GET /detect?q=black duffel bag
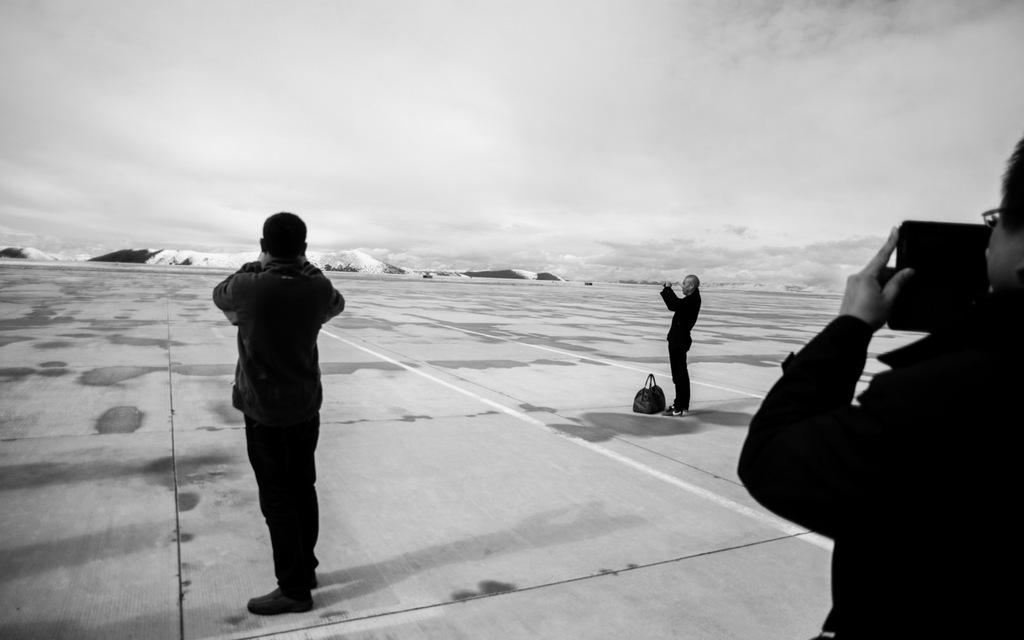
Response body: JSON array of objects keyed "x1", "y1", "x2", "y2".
[{"x1": 632, "y1": 374, "x2": 666, "y2": 414}]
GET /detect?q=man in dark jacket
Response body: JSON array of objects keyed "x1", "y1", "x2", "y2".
[
  {"x1": 660, "y1": 275, "x2": 701, "y2": 415},
  {"x1": 213, "y1": 212, "x2": 345, "y2": 616},
  {"x1": 738, "y1": 135, "x2": 1024, "y2": 638}
]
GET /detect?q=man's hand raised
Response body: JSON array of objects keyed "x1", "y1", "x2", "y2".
[
  {"x1": 239, "y1": 261, "x2": 263, "y2": 274},
  {"x1": 838, "y1": 227, "x2": 914, "y2": 331}
]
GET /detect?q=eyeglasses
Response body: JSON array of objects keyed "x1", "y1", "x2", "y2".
[{"x1": 982, "y1": 209, "x2": 1001, "y2": 228}]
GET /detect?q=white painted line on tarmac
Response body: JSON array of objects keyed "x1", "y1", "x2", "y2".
[
  {"x1": 431, "y1": 322, "x2": 766, "y2": 400},
  {"x1": 320, "y1": 330, "x2": 555, "y2": 424},
  {"x1": 320, "y1": 329, "x2": 831, "y2": 552}
]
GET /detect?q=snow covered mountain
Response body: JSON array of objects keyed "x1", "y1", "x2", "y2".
[
  {"x1": 89, "y1": 248, "x2": 410, "y2": 273},
  {"x1": 310, "y1": 251, "x2": 408, "y2": 274},
  {"x1": 0, "y1": 246, "x2": 79, "y2": 261},
  {"x1": 461, "y1": 268, "x2": 565, "y2": 281},
  {"x1": 85, "y1": 248, "x2": 566, "y2": 281}
]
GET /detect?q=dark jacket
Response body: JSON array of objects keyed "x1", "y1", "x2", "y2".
[
  {"x1": 212, "y1": 257, "x2": 345, "y2": 426},
  {"x1": 660, "y1": 286, "x2": 701, "y2": 351},
  {"x1": 738, "y1": 292, "x2": 1023, "y2": 638}
]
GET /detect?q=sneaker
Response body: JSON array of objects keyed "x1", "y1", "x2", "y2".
[
  {"x1": 665, "y1": 406, "x2": 688, "y2": 417},
  {"x1": 247, "y1": 588, "x2": 313, "y2": 615}
]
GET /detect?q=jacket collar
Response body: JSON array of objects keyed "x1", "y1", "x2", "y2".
[
  {"x1": 879, "y1": 291, "x2": 1024, "y2": 368},
  {"x1": 262, "y1": 255, "x2": 306, "y2": 273}
]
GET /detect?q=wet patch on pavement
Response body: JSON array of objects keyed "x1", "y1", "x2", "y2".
[
  {"x1": 0, "y1": 522, "x2": 175, "y2": 584},
  {"x1": 530, "y1": 358, "x2": 577, "y2": 366},
  {"x1": 427, "y1": 359, "x2": 528, "y2": 370},
  {"x1": 320, "y1": 362, "x2": 404, "y2": 375},
  {"x1": 0, "y1": 367, "x2": 36, "y2": 382},
  {"x1": 0, "y1": 310, "x2": 76, "y2": 329},
  {"x1": 0, "y1": 335, "x2": 34, "y2": 348},
  {"x1": 172, "y1": 364, "x2": 235, "y2": 376},
  {"x1": 36, "y1": 368, "x2": 70, "y2": 377},
  {"x1": 451, "y1": 579, "x2": 517, "y2": 601},
  {"x1": 330, "y1": 316, "x2": 398, "y2": 331},
  {"x1": 177, "y1": 492, "x2": 200, "y2": 511},
  {"x1": 0, "y1": 452, "x2": 239, "y2": 493},
  {"x1": 79, "y1": 366, "x2": 164, "y2": 386},
  {"x1": 32, "y1": 341, "x2": 74, "y2": 350},
  {"x1": 107, "y1": 335, "x2": 185, "y2": 349},
  {"x1": 96, "y1": 406, "x2": 145, "y2": 434}
]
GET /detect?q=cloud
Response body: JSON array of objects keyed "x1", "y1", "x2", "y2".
[
  {"x1": 723, "y1": 225, "x2": 752, "y2": 237},
  {"x1": 0, "y1": 0, "x2": 1021, "y2": 289}
]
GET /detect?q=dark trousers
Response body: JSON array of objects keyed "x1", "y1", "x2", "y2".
[
  {"x1": 244, "y1": 413, "x2": 320, "y2": 599},
  {"x1": 668, "y1": 346, "x2": 690, "y2": 410}
]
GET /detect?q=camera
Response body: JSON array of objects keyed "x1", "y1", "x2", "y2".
[{"x1": 883, "y1": 221, "x2": 991, "y2": 333}]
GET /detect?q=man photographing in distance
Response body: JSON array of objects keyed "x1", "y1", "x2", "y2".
[
  {"x1": 738, "y1": 134, "x2": 1024, "y2": 637},
  {"x1": 213, "y1": 212, "x2": 345, "y2": 616},
  {"x1": 660, "y1": 275, "x2": 701, "y2": 416}
]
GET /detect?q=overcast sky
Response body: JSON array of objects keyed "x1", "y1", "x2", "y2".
[{"x1": 1, "y1": 0, "x2": 1022, "y2": 288}]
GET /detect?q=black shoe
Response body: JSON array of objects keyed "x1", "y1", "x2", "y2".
[
  {"x1": 665, "y1": 406, "x2": 688, "y2": 417},
  {"x1": 247, "y1": 588, "x2": 313, "y2": 615}
]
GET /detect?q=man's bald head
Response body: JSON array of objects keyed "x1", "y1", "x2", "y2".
[{"x1": 681, "y1": 275, "x2": 700, "y2": 295}]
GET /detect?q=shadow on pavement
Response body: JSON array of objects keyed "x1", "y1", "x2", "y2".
[
  {"x1": 315, "y1": 501, "x2": 644, "y2": 607},
  {"x1": 553, "y1": 410, "x2": 752, "y2": 443}
]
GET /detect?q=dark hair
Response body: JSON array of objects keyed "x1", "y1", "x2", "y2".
[
  {"x1": 262, "y1": 212, "x2": 306, "y2": 257},
  {"x1": 1002, "y1": 133, "x2": 1024, "y2": 231}
]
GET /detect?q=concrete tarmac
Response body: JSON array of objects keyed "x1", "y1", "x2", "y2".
[{"x1": 0, "y1": 261, "x2": 918, "y2": 640}]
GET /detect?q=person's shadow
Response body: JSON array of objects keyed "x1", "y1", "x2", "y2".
[
  {"x1": 551, "y1": 410, "x2": 753, "y2": 443},
  {"x1": 314, "y1": 501, "x2": 645, "y2": 607}
]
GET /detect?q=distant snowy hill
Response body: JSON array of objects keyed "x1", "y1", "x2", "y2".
[
  {"x1": 148, "y1": 249, "x2": 259, "y2": 268},
  {"x1": 0, "y1": 246, "x2": 78, "y2": 261},
  {"x1": 415, "y1": 269, "x2": 470, "y2": 278},
  {"x1": 462, "y1": 269, "x2": 565, "y2": 281},
  {"x1": 89, "y1": 248, "x2": 410, "y2": 273},
  {"x1": 86, "y1": 247, "x2": 566, "y2": 280},
  {"x1": 311, "y1": 251, "x2": 408, "y2": 274},
  {"x1": 618, "y1": 279, "x2": 835, "y2": 294}
]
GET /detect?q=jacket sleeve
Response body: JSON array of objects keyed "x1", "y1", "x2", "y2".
[
  {"x1": 324, "y1": 285, "x2": 345, "y2": 322},
  {"x1": 212, "y1": 272, "x2": 238, "y2": 312},
  {"x1": 738, "y1": 315, "x2": 884, "y2": 537},
  {"x1": 660, "y1": 287, "x2": 681, "y2": 310}
]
